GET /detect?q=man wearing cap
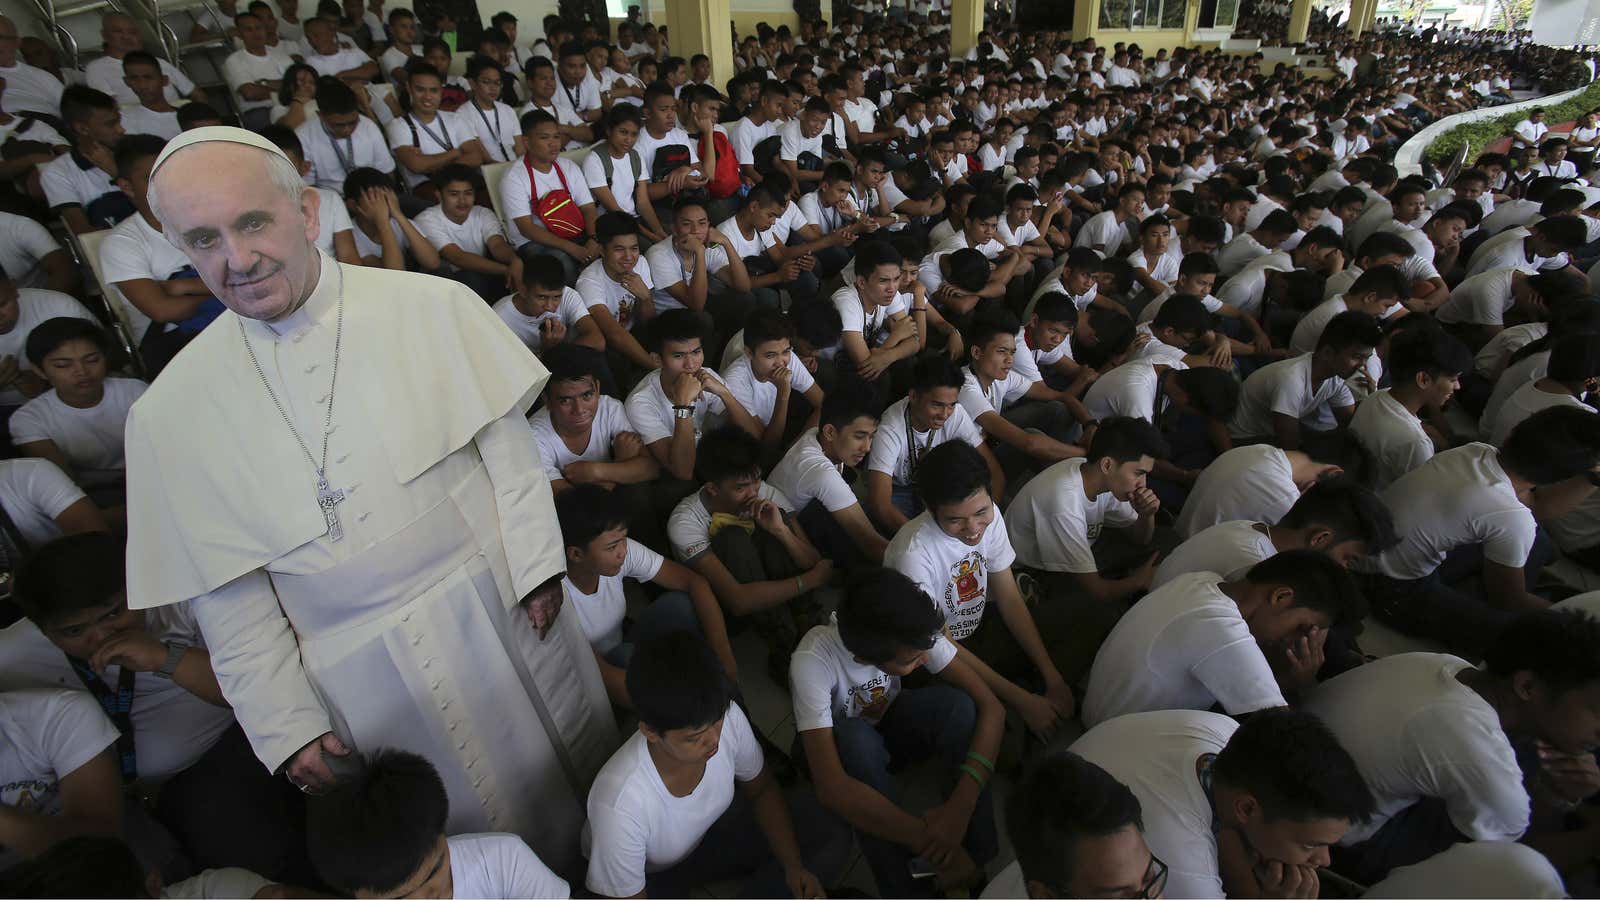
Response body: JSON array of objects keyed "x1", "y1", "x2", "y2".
[{"x1": 122, "y1": 127, "x2": 617, "y2": 872}]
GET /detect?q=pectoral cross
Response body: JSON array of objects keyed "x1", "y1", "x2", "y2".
[{"x1": 317, "y1": 477, "x2": 347, "y2": 543}]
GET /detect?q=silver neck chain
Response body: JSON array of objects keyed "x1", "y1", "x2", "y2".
[{"x1": 237, "y1": 273, "x2": 346, "y2": 482}]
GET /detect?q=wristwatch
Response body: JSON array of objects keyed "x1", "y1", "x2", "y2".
[
  {"x1": 154, "y1": 641, "x2": 188, "y2": 679},
  {"x1": 672, "y1": 404, "x2": 695, "y2": 420}
]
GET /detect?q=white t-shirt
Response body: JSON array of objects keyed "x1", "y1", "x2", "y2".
[
  {"x1": 1083, "y1": 359, "x2": 1167, "y2": 422},
  {"x1": 301, "y1": 46, "x2": 373, "y2": 79},
  {"x1": 1010, "y1": 327, "x2": 1073, "y2": 385},
  {"x1": 867, "y1": 396, "x2": 985, "y2": 488},
  {"x1": 1303, "y1": 653, "x2": 1528, "y2": 844},
  {"x1": 1175, "y1": 445, "x2": 1299, "y2": 539},
  {"x1": 1364, "y1": 841, "x2": 1564, "y2": 899},
  {"x1": 491, "y1": 289, "x2": 590, "y2": 354},
  {"x1": 448, "y1": 833, "x2": 571, "y2": 900},
  {"x1": 386, "y1": 111, "x2": 477, "y2": 187},
  {"x1": 832, "y1": 286, "x2": 908, "y2": 348},
  {"x1": 99, "y1": 212, "x2": 192, "y2": 345},
  {"x1": 790, "y1": 618, "x2": 958, "y2": 732},
  {"x1": 1152, "y1": 520, "x2": 1276, "y2": 589},
  {"x1": 1228, "y1": 354, "x2": 1356, "y2": 441},
  {"x1": 1070, "y1": 710, "x2": 1239, "y2": 900},
  {"x1": 1488, "y1": 381, "x2": 1591, "y2": 447},
  {"x1": 886, "y1": 507, "x2": 1016, "y2": 641},
  {"x1": 582, "y1": 147, "x2": 649, "y2": 217},
  {"x1": 223, "y1": 47, "x2": 295, "y2": 113},
  {"x1": 1369, "y1": 443, "x2": 1536, "y2": 580},
  {"x1": 459, "y1": 101, "x2": 523, "y2": 162},
  {"x1": 38, "y1": 151, "x2": 118, "y2": 217},
  {"x1": 498, "y1": 156, "x2": 593, "y2": 248},
  {"x1": 576, "y1": 257, "x2": 653, "y2": 329},
  {"x1": 9, "y1": 377, "x2": 147, "y2": 486},
  {"x1": 565, "y1": 538, "x2": 664, "y2": 653},
  {"x1": 119, "y1": 104, "x2": 180, "y2": 140},
  {"x1": 1350, "y1": 389, "x2": 1434, "y2": 491},
  {"x1": 1083, "y1": 571, "x2": 1286, "y2": 727},
  {"x1": 0, "y1": 212, "x2": 63, "y2": 291},
  {"x1": 585, "y1": 703, "x2": 763, "y2": 897},
  {"x1": 414, "y1": 205, "x2": 505, "y2": 268},
  {"x1": 625, "y1": 368, "x2": 729, "y2": 451},
  {"x1": 778, "y1": 117, "x2": 823, "y2": 163},
  {"x1": 1006, "y1": 458, "x2": 1138, "y2": 574},
  {"x1": 294, "y1": 116, "x2": 396, "y2": 192},
  {"x1": 0, "y1": 603, "x2": 233, "y2": 780},
  {"x1": 1474, "y1": 322, "x2": 1546, "y2": 380},
  {"x1": 721, "y1": 351, "x2": 815, "y2": 427},
  {"x1": 311, "y1": 187, "x2": 353, "y2": 257},
  {"x1": 634, "y1": 124, "x2": 698, "y2": 176},
  {"x1": 0, "y1": 61, "x2": 64, "y2": 118},
  {"x1": 0, "y1": 458, "x2": 84, "y2": 552},
  {"x1": 957, "y1": 366, "x2": 1032, "y2": 421},
  {"x1": 84, "y1": 55, "x2": 194, "y2": 105},
  {"x1": 733, "y1": 116, "x2": 778, "y2": 165},
  {"x1": 1435, "y1": 267, "x2": 1518, "y2": 326},
  {"x1": 529, "y1": 394, "x2": 634, "y2": 482},
  {"x1": 1216, "y1": 232, "x2": 1271, "y2": 278},
  {"x1": 0, "y1": 688, "x2": 119, "y2": 867},
  {"x1": 0, "y1": 290, "x2": 95, "y2": 406},
  {"x1": 666, "y1": 481, "x2": 793, "y2": 564},
  {"x1": 768, "y1": 429, "x2": 858, "y2": 514},
  {"x1": 645, "y1": 240, "x2": 731, "y2": 314},
  {"x1": 1075, "y1": 210, "x2": 1130, "y2": 254},
  {"x1": 162, "y1": 867, "x2": 274, "y2": 899}
]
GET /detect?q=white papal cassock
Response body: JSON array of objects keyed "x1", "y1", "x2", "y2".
[{"x1": 123, "y1": 252, "x2": 617, "y2": 872}]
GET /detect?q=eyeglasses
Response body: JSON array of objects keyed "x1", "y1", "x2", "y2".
[{"x1": 1044, "y1": 853, "x2": 1168, "y2": 900}]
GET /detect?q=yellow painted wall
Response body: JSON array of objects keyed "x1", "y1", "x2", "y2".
[
  {"x1": 731, "y1": 9, "x2": 798, "y2": 35},
  {"x1": 1092, "y1": 28, "x2": 1193, "y2": 53}
]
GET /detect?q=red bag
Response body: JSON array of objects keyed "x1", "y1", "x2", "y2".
[
  {"x1": 526, "y1": 156, "x2": 586, "y2": 239},
  {"x1": 706, "y1": 130, "x2": 742, "y2": 200}
]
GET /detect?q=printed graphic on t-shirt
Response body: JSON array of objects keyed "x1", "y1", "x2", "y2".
[
  {"x1": 2, "y1": 778, "x2": 51, "y2": 812},
  {"x1": 848, "y1": 674, "x2": 892, "y2": 723},
  {"x1": 945, "y1": 552, "x2": 988, "y2": 639}
]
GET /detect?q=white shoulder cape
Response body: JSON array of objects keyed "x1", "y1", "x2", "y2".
[{"x1": 125, "y1": 261, "x2": 547, "y2": 609}]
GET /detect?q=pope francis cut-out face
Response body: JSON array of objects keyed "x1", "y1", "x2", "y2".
[{"x1": 150, "y1": 137, "x2": 324, "y2": 323}]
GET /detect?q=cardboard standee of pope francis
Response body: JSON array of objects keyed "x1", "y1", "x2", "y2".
[{"x1": 124, "y1": 126, "x2": 617, "y2": 872}]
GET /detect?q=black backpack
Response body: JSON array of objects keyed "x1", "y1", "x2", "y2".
[
  {"x1": 752, "y1": 134, "x2": 783, "y2": 174},
  {"x1": 651, "y1": 143, "x2": 692, "y2": 182}
]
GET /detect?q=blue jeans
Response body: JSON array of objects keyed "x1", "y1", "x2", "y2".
[
  {"x1": 601, "y1": 591, "x2": 702, "y2": 670},
  {"x1": 800, "y1": 685, "x2": 998, "y2": 898},
  {"x1": 889, "y1": 482, "x2": 923, "y2": 520}
]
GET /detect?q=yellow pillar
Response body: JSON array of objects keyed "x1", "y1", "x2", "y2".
[
  {"x1": 1288, "y1": 0, "x2": 1312, "y2": 42},
  {"x1": 664, "y1": 0, "x2": 735, "y2": 92},
  {"x1": 1072, "y1": 0, "x2": 1101, "y2": 41},
  {"x1": 1361, "y1": 0, "x2": 1378, "y2": 31},
  {"x1": 1347, "y1": 0, "x2": 1367, "y2": 34},
  {"x1": 950, "y1": 0, "x2": 983, "y2": 59}
]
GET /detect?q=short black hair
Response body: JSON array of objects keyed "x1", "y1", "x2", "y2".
[
  {"x1": 0, "y1": 836, "x2": 148, "y2": 897},
  {"x1": 1007, "y1": 753, "x2": 1144, "y2": 891},
  {"x1": 521, "y1": 253, "x2": 565, "y2": 292},
  {"x1": 1032, "y1": 292, "x2": 1077, "y2": 326},
  {"x1": 820, "y1": 379, "x2": 880, "y2": 431},
  {"x1": 1502, "y1": 406, "x2": 1600, "y2": 485},
  {"x1": 113, "y1": 133, "x2": 167, "y2": 178},
  {"x1": 1151, "y1": 293, "x2": 1212, "y2": 336},
  {"x1": 541, "y1": 342, "x2": 605, "y2": 387},
  {"x1": 315, "y1": 76, "x2": 359, "y2": 115},
  {"x1": 628, "y1": 630, "x2": 731, "y2": 733},
  {"x1": 910, "y1": 355, "x2": 965, "y2": 394},
  {"x1": 794, "y1": 300, "x2": 843, "y2": 351},
  {"x1": 1297, "y1": 226, "x2": 1344, "y2": 251},
  {"x1": 1387, "y1": 323, "x2": 1472, "y2": 383},
  {"x1": 430, "y1": 161, "x2": 480, "y2": 194},
  {"x1": 854, "y1": 240, "x2": 904, "y2": 279},
  {"x1": 305, "y1": 749, "x2": 450, "y2": 896},
  {"x1": 1211, "y1": 707, "x2": 1375, "y2": 825},
  {"x1": 555, "y1": 483, "x2": 628, "y2": 551},
  {"x1": 1170, "y1": 367, "x2": 1241, "y2": 421},
  {"x1": 13, "y1": 532, "x2": 125, "y2": 627},
  {"x1": 1534, "y1": 215, "x2": 1589, "y2": 250},
  {"x1": 916, "y1": 440, "x2": 991, "y2": 511},
  {"x1": 1087, "y1": 415, "x2": 1169, "y2": 464},
  {"x1": 1348, "y1": 264, "x2": 1408, "y2": 301},
  {"x1": 946, "y1": 248, "x2": 992, "y2": 293},
  {"x1": 1243, "y1": 549, "x2": 1367, "y2": 625},
  {"x1": 1279, "y1": 476, "x2": 1398, "y2": 554},
  {"x1": 1257, "y1": 209, "x2": 1298, "y2": 237},
  {"x1": 743, "y1": 307, "x2": 794, "y2": 352},
  {"x1": 1485, "y1": 608, "x2": 1600, "y2": 696},
  {"x1": 1178, "y1": 252, "x2": 1220, "y2": 278},
  {"x1": 60, "y1": 85, "x2": 117, "y2": 129},
  {"x1": 596, "y1": 210, "x2": 640, "y2": 245},
  {"x1": 966, "y1": 307, "x2": 1021, "y2": 354},
  {"x1": 836, "y1": 567, "x2": 946, "y2": 665},
  {"x1": 24, "y1": 316, "x2": 111, "y2": 368},
  {"x1": 1316, "y1": 310, "x2": 1381, "y2": 354},
  {"x1": 651, "y1": 307, "x2": 706, "y2": 352},
  {"x1": 342, "y1": 166, "x2": 395, "y2": 202},
  {"x1": 1545, "y1": 333, "x2": 1600, "y2": 383},
  {"x1": 177, "y1": 101, "x2": 222, "y2": 130},
  {"x1": 695, "y1": 424, "x2": 763, "y2": 484}
]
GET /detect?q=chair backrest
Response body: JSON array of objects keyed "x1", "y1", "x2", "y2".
[
  {"x1": 560, "y1": 139, "x2": 603, "y2": 163},
  {"x1": 482, "y1": 159, "x2": 515, "y2": 229},
  {"x1": 71, "y1": 227, "x2": 144, "y2": 375},
  {"x1": 721, "y1": 118, "x2": 740, "y2": 148}
]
